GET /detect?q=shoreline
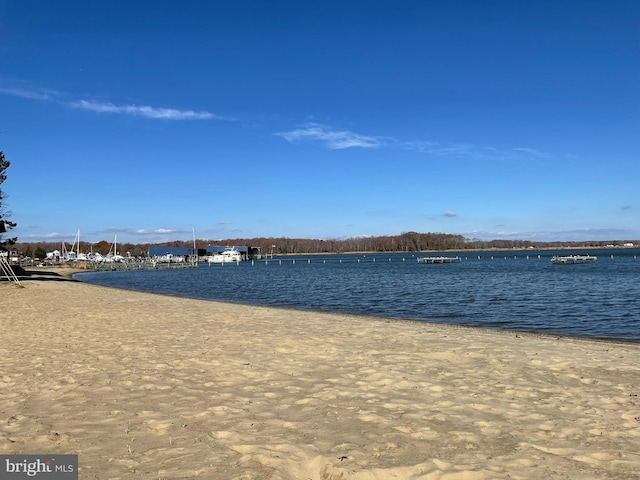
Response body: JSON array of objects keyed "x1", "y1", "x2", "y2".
[
  {"x1": 66, "y1": 269, "x2": 640, "y2": 347},
  {"x1": 76, "y1": 281, "x2": 640, "y2": 348},
  {"x1": 2, "y1": 273, "x2": 640, "y2": 478},
  {"x1": 72, "y1": 265, "x2": 640, "y2": 346}
]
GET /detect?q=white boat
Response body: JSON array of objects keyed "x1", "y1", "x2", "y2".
[
  {"x1": 157, "y1": 254, "x2": 184, "y2": 263},
  {"x1": 101, "y1": 235, "x2": 125, "y2": 262},
  {"x1": 209, "y1": 247, "x2": 242, "y2": 263},
  {"x1": 63, "y1": 229, "x2": 87, "y2": 261}
]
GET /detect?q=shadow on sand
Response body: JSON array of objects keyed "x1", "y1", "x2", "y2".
[
  {"x1": 23, "y1": 270, "x2": 79, "y2": 282},
  {"x1": 1, "y1": 267, "x2": 83, "y2": 283}
]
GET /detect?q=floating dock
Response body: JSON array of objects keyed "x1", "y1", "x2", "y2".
[
  {"x1": 551, "y1": 255, "x2": 597, "y2": 264},
  {"x1": 417, "y1": 256, "x2": 461, "y2": 264}
]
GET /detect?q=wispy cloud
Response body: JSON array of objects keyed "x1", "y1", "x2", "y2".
[
  {"x1": 276, "y1": 122, "x2": 552, "y2": 162},
  {"x1": 442, "y1": 211, "x2": 457, "y2": 218},
  {"x1": 110, "y1": 227, "x2": 182, "y2": 236},
  {"x1": 43, "y1": 232, "x2": 68, "y2": 239},
  {"x1": 402, "y1": 141, "x2": 477, "y2": 156},
  {"x1": 399, "y1": 140, "x2": 439, "y2": 152},
  {"x1": 0, "y1": 87, "x2": 54, "y2": 101},
  {"x1": 464, "y1": 227, "x2": 639, "y2": 242},
  {"x1": 70, "y1": 100, "x2": 217, "y2": 120},
  {"x1": 511, "y1": 147, "x2": 542, "y2": 155},
  {"x1": 15, "y1": 232, "x2": 74, "y2": 242},
  {"x1": 0, "y1": 83, "x2": 220, "y2": 121},
  {"x1": 275, "y1": 123, "x2": 383, "y2": 149},
  {"x1": 15, "y1": 226, "x2": 191, "y2": 243},
  {"x1": 403, "y1": 142, "x2": 550, "y2": 161},
  {"x1": 100, "y1": 227, "x2": 188, "y2": 243}
]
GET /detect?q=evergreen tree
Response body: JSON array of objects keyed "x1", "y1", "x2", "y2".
[{"x1": 0, "y1": 150, "x2": 17, "y2": 249}]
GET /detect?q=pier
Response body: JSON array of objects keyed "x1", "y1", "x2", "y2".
[
  {"x1": 417, "y1": 256, "x2": 461, "y2": 264},
  {"x1": 91, "y1": 258, "x2": 198, "y2": 271},
  {"x1": 551, "y1": 255, "x2": 597, "y2": 264}
]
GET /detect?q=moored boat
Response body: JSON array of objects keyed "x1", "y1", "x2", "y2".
[{"x1": 208, "y1": 247, "x2": 242, "y2": 263}]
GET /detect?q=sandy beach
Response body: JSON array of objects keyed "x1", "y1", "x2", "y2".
[{"x1": 1, "y1": 269, "x2": 639, "y2": 479}]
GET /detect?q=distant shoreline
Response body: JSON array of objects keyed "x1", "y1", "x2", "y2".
[{"x1": 16, "y1": 244, "x2": 637, "y2": 271}]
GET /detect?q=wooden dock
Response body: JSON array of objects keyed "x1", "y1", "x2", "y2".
[
  {"x1": 551, "y1": 255, "x2": 597, "y2": 264},
  {"x1": 91, "y1": 259, "x2": 198, "y2": 271},
  {"x1": 417, "y1": 256, "x2": 461, "y2": 264}
]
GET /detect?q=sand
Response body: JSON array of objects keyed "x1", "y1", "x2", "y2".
[{"x1": 1, "y1": 268, "x2": 639, "y2": 479}]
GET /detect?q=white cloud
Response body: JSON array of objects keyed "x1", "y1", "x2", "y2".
[
  {"x1": 276, "y1": 123, "x2": 383, "y2": 149},
  {"x1": 0, "y1": 87, "x2": 54, "y2": 101},
  {"x1": 276, "y1": 122, "x2": 553, "y2": 164},
  {"x1": 399, "y1": 140, "x2": 439, "y2": 152},
  {"x1": 0, "y1": 83, "x2": 221, "y2": 121},
  {"x1": 110, "y1": 227, "x2": 180, "y2": 236},
  {"x1": 43, "y1": 232, "x2": 67, "y2": 239},
  {"x1": 407, "y1": 143, "x2": 477, "y2": 156},
  {"x1": 71, "y1": 100, "x2": 216, "y2": 120},
  {"x1": 463, "y1": 227, "x2": 639, "y2": 242},
  {"x1": 100, "y1": 227, "x2": 188, "y2": 243},
  {"x1": 512, "y1": 147, "x2": 547, "y2": 156},
  {"x1": 405, "y1": 142, "x2": 550, "y2": 162}
]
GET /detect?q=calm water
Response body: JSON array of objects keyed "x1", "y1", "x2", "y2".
[{"x1": 76, "y1": 248, "x2": 640, "y2": 342}]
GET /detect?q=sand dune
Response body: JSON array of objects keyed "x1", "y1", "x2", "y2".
[{"x1": 1, "y1": 269, "x2": 639, "y2": 479}]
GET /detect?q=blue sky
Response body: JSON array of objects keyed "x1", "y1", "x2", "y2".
[{"x1": 1, "y1": 0, "x2": 638, "y2": 244}]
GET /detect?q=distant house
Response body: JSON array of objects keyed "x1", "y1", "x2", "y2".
[{"x1": 1, "y1": 250, "x2": 21, "y2": 265}]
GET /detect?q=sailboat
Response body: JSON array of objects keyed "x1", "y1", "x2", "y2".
[
  {"x1": 70, "y1": 230, "x2": 87, "y2": 261},
  {"x1": 104, "y1": 235, "x2": 125, "y2": 263},
  {"x1": 61, "y1": 230, "x2": 86, "y2": 261}
]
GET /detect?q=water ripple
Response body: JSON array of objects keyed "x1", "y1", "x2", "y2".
[{"x1": 77, "y1": 249, "x2": 640, "y2": 342}]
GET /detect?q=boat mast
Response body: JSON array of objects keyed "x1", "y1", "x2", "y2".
[{"x1": 192, "y1": 228, "x2": 198, "y2": 264}]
